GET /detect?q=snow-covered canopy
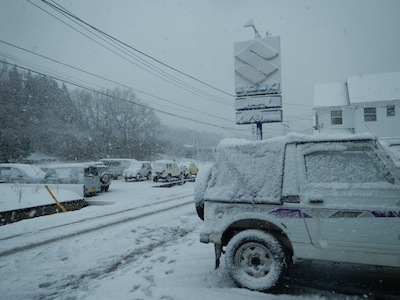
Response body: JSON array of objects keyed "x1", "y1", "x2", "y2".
[
  {"x1": 202, "y1": 137, "x2": 285, "y2": 204},
  {"x1": 195, "y1": 133, "x2": 380, "y2": 206}
]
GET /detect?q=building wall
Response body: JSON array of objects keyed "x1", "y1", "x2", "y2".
[
  {"x1": 314, "y1": 101, "x2": 400, "y2": 138},
  {"x1": 353, "y1": 101, "x2": 400, "y2": 138},
  {"x1": 314, "y1": 106, "x2": 354, "y2": 134}
]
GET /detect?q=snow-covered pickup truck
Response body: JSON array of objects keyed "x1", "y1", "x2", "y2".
[{"x1": 195, "y1": 133, "x2": 400, "y2": 292}]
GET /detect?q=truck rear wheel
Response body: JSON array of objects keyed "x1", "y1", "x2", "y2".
[{"x1": 225, "y1": 229, "x2": 287, "y2": 291}]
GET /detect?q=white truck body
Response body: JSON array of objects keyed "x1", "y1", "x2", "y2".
[{"x1": 195, "y1": 133, "x2": 400, "y2": 291}]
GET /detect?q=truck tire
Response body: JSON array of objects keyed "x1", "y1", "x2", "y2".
[
  {"x1": 100, "y1": 173, "x2": 110, "y2": 184},
  {"x1": 225, "y1": 229, "x2": 287, "y2": 292}
]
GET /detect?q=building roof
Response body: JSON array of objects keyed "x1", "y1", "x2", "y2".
[
  {"x1": 314, "y1": 71, "x2": 400, "y2": 108},
  {"x1": 347, "y1": 71, "x2": 400, "y2": 104},
  {"x1": 313, "y1": 81, "x2": 349, "y2": 107}
]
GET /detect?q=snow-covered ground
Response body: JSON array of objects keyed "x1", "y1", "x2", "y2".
[{"x1": 0, "y1": 180, "x2": 398, "y2": 299}]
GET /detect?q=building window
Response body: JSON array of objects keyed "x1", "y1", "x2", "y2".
[
  {"x1": 364, "y1": 107, "x2": 376, "y2": 122},
  {"x1": 331, "y1": 110, "x2": 342, "y2": 125},
  {"x1": 387, "y1": 105, "x2": 395, "y2": 117}
]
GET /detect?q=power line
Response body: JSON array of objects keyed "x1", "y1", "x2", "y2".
[
  {"x1": 0, "y1": 59, "x2": 244, "y2": 134},
  {"x1": 283, "y1": 102, "x2": 313, "y2": 107},
  {"x1": 26, "y1": 0, "x2": 230, "y2": 106},
  {"x1": 0, "y1": 40, "x2": 234, "y2": 123},
  {"x1": 31, "y1": 0, "x2": 234, "y2": 105},
  {"x1": 41, "y1": 0, "x2": 235, "y2": 98},
  {"x1": 46, "y1": 0, "x2": 311, "y2": 111}
]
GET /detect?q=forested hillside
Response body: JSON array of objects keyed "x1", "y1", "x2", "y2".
[{"x1": 0, "y1": 63, "x2": 221, "y2": 163}]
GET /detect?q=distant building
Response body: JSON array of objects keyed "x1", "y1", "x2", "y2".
[{"x1": 313, "y1": 71, "x2": 400, "y2": 139}]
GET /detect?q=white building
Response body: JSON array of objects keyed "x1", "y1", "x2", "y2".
[{"x1": 313, "y1": 71, "x2": 400, "y2": 139}]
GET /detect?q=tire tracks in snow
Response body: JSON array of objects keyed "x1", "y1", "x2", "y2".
[
  {"x1": 35, "y1": 221, "x2": 197, "y2": 299},
  {"x1": 0, "y1": 193, "x2": 194, "y2": 257}
]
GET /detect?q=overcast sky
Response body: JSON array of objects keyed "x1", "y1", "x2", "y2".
[{"x1": 1, "y1": 0, "x2": 400, "y2": 139}]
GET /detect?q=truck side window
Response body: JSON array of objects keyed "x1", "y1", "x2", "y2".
[{"x1": 305, "y1": 151, "x2": 389, "y2": 183}]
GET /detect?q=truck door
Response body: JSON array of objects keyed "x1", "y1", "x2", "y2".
[{"x1": 297, "y1": 142, "x2": 400, "y2": 267}]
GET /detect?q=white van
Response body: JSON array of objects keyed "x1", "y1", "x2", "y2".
[
  {"x1": 44, "y1": 163, "x2": 102, "y2": 197},
  {"x1": 0, "y1": 163, "x2": 45, "y2": 183}
]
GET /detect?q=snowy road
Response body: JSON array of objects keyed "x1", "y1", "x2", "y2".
[
  {"x1": 0, "y1": 192, "x2": 192, "y2": 257},
  {"x1": 0, "y1": 180, "x2": 399, "y2": 299}
]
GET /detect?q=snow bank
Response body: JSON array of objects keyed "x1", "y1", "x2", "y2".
[{"x1": 0, "y1": 184, "x2": 83, "y2": 211}]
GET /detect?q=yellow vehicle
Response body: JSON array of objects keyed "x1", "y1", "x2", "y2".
[{"x1": 179, "y1": 162, "x2": 199, "y2": 178}]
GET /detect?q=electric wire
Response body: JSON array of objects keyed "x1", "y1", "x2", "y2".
[
  {"x1": 32, "y1": 0, "x2": 234, "y2": 106},
  {"x1": 0, "y1": 59, "x2": 246, "y2": 134},
  {"x1": 42, "y1": 0, "x2": 235, "y2": 98},
  {"x1": 0, "y1": 40, "x2": 234, "y2": 123},
  {"x1": 42, "y1": 0, "x2": 310, "y2": 110},
  {"x1": 16, "y1": 1, "x2": 314, "y2": 136},
  {"x1": 26, "y1": 0, "x2": 232, "y2": 106},
  {"x1": 0, "y1": 48, "x2": 312, "y2": 135}
]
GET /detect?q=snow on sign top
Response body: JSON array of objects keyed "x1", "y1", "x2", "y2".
[{"x1": 234, "y1": 36, "x2": 281, "y2": 96}]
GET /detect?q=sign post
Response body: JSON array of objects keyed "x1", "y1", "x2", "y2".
[{"x1": 234, "y1": 33, "x2": 282, "y2": 140}]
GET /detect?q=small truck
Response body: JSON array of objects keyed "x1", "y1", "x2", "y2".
[{"x1": 195, "y1": 133, "x2": 400, "y2": 291}]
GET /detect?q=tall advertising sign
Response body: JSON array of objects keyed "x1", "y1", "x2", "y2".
[{"x1": 234, "y1": 36, "x2": 282, "y2": 139}]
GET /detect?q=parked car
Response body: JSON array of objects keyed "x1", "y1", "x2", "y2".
[
  {"x1": 195, "y1": 133, "x2": 400, "y2": 292},
  {"x1": 44, "y1": 163, "x2": 102, "y2": 197},
  {"x1": 123, "y1": 161, "x2": 152, "y2": 181},
  {"x1": 0, "y1": 163, "x2": 46, "y2": 183},
  {"x1": 152, "y1": 160, "x2": 183, "y2": 182},
  {"x1": 179, "y1": 162, "x2": 199, "y2": 178},
  {"x1": 99, "y1": 158, "x2": 136, "y2": 179}
]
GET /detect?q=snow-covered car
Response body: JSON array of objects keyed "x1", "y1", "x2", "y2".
[
  {"x1": 195, "y1": 133, "x2": 400, "y2": 292},
  {"x1": 123, "y1": 161, "x2": 152, "y2": 181},
  {"x1": 152, "y1": 160, "x2": 183, "y2": 182},
  {"x1": 44, "y1": 163, "x2": 102, "y2": 197},
  {"x1": 99, "y1": 158, "x2": 136, "y2": 179},
  {"x1": 0, "y1": 163, "x2": 46, "y2": 183},
  {"x1": 179, "y1": 162, "x2": 199, "y2": 178}
]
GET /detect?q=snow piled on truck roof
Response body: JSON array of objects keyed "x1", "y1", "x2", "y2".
[{"x1": 195, "y1": 133, "x2": 377, "y2": 205}]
